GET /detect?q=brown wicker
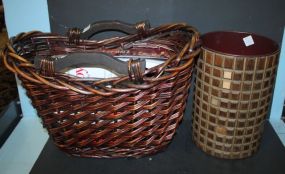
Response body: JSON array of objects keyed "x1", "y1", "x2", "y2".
[
  {"x1": 1, "y1": 21, "x2": 200, "y2": 158},
  {"x1": 0, "y1": 66, "x2": 17, "y2": 112},
  {"x1": 192, "y1": 31, "x2": 279, "y2": 159}
]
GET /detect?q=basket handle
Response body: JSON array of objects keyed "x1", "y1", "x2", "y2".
[
  {"x1": 34, "y1": 52, "x2": 146, "y2": 82},
  {"x1": 69, "y1": 20, "x2": 150, "y2": 40}
]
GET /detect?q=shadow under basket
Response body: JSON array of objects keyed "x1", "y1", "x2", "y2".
[
  {"x1": 192, "y1": 31, "x2": 279, "y2": 159},
  {"x1": 2, "y1": 21, "x2": 200, "y2": 158}
]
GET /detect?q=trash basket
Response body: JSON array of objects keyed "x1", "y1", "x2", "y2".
[{"x1": 192, "y1": 31, "x2": 279, "y2": 159}]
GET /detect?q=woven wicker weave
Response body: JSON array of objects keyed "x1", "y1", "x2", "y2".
[
  {"x1": 0, "y1": 67, "x2": 17, "y2": 112},
  {"x1": 1, "y1": 21, "x2": 200, "y2": 158},
  {"x1": 192, "y1": 31, "x2": 279, "y2": 159}
]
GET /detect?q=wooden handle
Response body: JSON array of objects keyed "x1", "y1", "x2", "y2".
[
  {"x1": 34, "y1": 52, "x2": 146, "y2": 76},
  {"x1": 79, "y1": 20, "x2": 150, "y2": 39}
]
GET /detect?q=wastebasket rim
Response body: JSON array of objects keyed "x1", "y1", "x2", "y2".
[{"x1": 202, "y1": 31, "x2": 279, "y2": 57}]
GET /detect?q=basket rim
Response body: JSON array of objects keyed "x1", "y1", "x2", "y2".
[{"x1": 1, "y1": 23, "x2": 201, "y2": 95}]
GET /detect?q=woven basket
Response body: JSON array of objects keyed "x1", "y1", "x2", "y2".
[
  {"x1": 192, "y1": 31, "x2": 279, "y2": 159},
  {"x1": 1, "y1": 21, "x2": 200, "y2": 158},
  {"x1": 0, "y1": 67, "x2": 17, "y2": 113}
]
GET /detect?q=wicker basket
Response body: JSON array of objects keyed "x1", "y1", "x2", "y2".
[
  {"x1": 0, "y1": 67, "x2": 17, "y2": 113},
  {"x1": 1, "y1": 21, "x2": 200, "y2": 158},
  {"x1": 192, "y1": 31, "x2": 279, "y2": 159}
]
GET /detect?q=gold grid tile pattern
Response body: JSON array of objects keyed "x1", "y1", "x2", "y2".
[{"x1": 192, "y1": 49, "x2": 279, "y2": 159}]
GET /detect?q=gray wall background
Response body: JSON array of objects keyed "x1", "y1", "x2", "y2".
[
  {"x1": 48, "y1": 0, "x2": 285, "y2": 43},
  {"x1": 48, "y1": 0, "x2": 285, "y2": 120}
]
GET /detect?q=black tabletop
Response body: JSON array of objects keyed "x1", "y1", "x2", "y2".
[{"x1": 30, "y1": 120, "x2": 285, "y2": 174}]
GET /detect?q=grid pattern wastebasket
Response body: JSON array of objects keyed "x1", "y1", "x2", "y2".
[{"x1": 192, "y1": 31, "x2": 279, "y2": 159}]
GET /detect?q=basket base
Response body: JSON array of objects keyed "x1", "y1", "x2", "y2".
[
  {"x1": 192, "y1": 137, "x2": 261, "y2": 159},
  {"x1": 56, "y1": 141, "x2": 171, "y2": 158}
]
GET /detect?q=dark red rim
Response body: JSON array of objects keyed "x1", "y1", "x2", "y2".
[{"x1": 201, "y1": 31, "x2": 279, "y2": 57}]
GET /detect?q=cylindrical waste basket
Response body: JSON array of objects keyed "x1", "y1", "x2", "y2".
[{"x1": 192, "y1": 31, "x2": 279, "y2": 159}]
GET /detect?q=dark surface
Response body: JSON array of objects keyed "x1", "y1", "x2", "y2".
[
  {"x1": 48, "y1": 0, "x2": 285, "y2": 44},
  {"x1": 30, "y1": 120, "x2": 285, "y2": 174},
  {"x1": 0, "y1": 100, "x2": 22, "y2": 148}
]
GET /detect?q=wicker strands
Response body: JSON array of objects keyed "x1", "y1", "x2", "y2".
[
  {"x1": 1, "y1": 21, "x2": 200, "y2": 158},
  {"x1": 192, "y1": 31, "x2": 279, "y2": 159},
  {"x1": 0, "y1": 67, "x2": 17, "y2": 112}
]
